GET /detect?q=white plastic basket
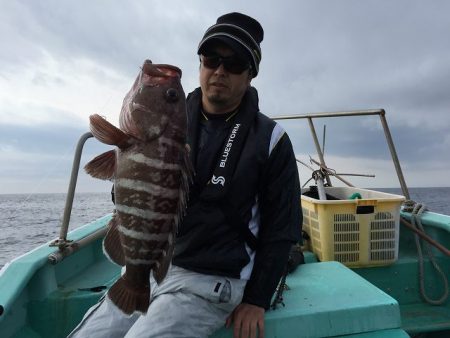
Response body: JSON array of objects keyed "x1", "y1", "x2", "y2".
[{"x1": 301, "y1": 187, "x2": 405, "y2": 267}]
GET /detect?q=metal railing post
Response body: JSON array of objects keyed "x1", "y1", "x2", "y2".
[
  {"x1": 307, "y1": 117, "x2": 332, "y2": 186},
  {"x1": 378, "y1": 111, "x2": 410, "y2": 200},
  {"x1": 272, "y1": 109, "x2": 410, "y2": 198},
  {"x1": 51, "y1": 132, "x2": 93, "y2": 249}
]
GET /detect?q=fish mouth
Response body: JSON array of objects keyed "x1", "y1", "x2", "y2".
[
  {"x1": 142, "y1": 60, "x2": 182, "y2": 79},
  {"x1": 157, "y1": 64, "x2": 182, "y2": 78}
]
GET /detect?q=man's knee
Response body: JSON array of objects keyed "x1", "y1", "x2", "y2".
[{"x1": 68, "y1": 297, "x2": 138, "y2": 338}]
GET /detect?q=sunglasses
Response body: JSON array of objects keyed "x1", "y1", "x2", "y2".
[{"x1": 201, "y1": 54, "x2": 250, "y2": 74}]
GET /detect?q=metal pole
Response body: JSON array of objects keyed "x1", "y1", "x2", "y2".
[
  {"x1": 57, "y1": 132, "x2": 93, "y2": 244},
  {"x1": 273, "y1": 109, "x2": 383, "y2": 121},
  {"x1": 400, "y1": 218, "x2": 450, "y2": 256},
  {"x1": 378, "y1": 111, "x2": 410, "y2": 200},
  {"x1": 273, "y1": 109, "x2": 410, "y2": 199},
  {"x1": 307, "y1": 117, "x2": 332, "y2": 186},
  {"x1": 48, "y1": 226, "x2": 107, "y2": 264}
]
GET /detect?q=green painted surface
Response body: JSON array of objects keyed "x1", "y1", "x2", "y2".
[
  {"x1": 401, "y1": 210, "x2": 450, "y2": 231},
  {"x1": 212, "y1": 262, "x2": 401, "y2": 338},
  {"x1": 334, "y1": 328, "x2": 410, "y2": 337},
  {"x1": 401, "y1": 303, "x2": 450, "y2": 334},
  {"x1": 354, "y1": 210, "x2": 450, "y2": 335},
  {"x1": 3, "y1": 210, "x2": 450, "y2": 337},
  {"x1": 0, "y1": 214, "x2": 112, "y2": 316},
  {"x1": 0, "y1": 215, "x2": 120, "y2": 338}
]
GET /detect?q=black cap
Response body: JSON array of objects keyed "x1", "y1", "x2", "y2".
[{"x1": 198, "y1": 12, "x2": 264, "y2": 77}]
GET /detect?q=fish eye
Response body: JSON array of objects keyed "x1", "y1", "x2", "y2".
[{"x1": 165, "y1": 88, "x2": 179, "y2": 102}]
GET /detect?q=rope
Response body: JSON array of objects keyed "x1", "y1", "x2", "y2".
[
  {"x1": 408, "y1": 201, "x2": 449, "y2": 305},
  {"x1": 402, "y1": 199, "x2": 418, "y2": 213}
]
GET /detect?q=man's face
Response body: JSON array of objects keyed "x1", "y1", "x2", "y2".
[{"x1": 199, "y1": 44, "x2": 252, "y2": 113}]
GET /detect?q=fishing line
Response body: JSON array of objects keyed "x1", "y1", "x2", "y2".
[
  {"x1": 22, "y1": 90, "x2": 115, "y2": 202},
  {"x1": 22, "y1": 147, "x2": 74, "y2": 202}
]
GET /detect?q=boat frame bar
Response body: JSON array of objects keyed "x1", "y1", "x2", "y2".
[
  {"x1": 49, "y1": 109, "x2": 411, "y2": 264},
  {"x1": 272, "y1": 109, "x2": 410, "y2": 200},
  {"x1": 48, "y1": 226, "x2": 107, "y2": 264},
  {"x1": 49, "y1": 132, "x2": 93, "y2": 263}
]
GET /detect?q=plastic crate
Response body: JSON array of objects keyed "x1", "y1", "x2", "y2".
[{"x1": 301, "y1": 187, "x2": 405, "y2": 267}]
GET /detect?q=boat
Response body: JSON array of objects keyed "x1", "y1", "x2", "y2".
[{"x1": 1, "y1": 109, "x2": 449, "y2": 337}]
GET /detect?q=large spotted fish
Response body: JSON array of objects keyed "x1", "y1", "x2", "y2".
[{"x1": 84, "y1": 60, "x2": 191, "y2": 315}]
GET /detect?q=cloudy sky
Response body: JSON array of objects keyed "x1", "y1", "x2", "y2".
[{"x1": 1, "y1": 0, "x2": 449, "y2": 194}]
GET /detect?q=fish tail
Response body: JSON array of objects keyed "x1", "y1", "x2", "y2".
[
  {"x1": 108, "y1": 275, "x2": 150, "y2": 315},
  {"x1": 89, "y1": 114, "x2": 132, "y2": 149}
]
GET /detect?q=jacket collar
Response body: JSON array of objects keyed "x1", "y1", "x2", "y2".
[{"x1": 186, "y1": 87, "x2": 260, "y2": 164}]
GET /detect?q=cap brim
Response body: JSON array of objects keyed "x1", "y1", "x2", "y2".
[{"x1": 198, "y1": 36, "x2": 250, "y2": 62}]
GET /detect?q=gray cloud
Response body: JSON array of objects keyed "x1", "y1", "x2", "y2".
[
  {"x1": 0, "y1": 1, "x2": 210, "y2": 78},
  {"x1": 0, "y1": 120, "x2": 114, "y2": 193},
  {"x1": 1, "y1": 0, "x2": 450, "y2": 191},
  {"x1": 258, "y1": 1, "x2": 450, "y2": 127}
]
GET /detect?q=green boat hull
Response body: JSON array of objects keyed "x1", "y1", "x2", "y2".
[{"x1": 1, "y1": 210, "x2": 450, "y2": 337}]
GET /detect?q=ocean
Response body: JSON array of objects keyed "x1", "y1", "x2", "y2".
[
  {"x1": 1, "y1": 187, "x2": 449, "y2": 268},
  {"x1": 0, "y1": 192, "x2": 112, "y2": 268}
]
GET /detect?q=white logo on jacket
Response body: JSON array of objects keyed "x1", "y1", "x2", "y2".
[{"x1": 211, "y1": 175, "x2": 225, "y2": 186}]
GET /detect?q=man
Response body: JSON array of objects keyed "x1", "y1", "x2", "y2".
[{"x1": 69, "y1": 12, "x2": 301, "y2": 338}]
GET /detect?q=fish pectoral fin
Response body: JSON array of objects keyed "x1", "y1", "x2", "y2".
[
  {"x1": 103, "y1": 213, "x2": 125, "y2": 266},
  {"x1": 89, "y1": 114, "x2": 134, "y2": 149},
  {"x1": 84, "y1": 149, "x2": 116, "y2": 180}
]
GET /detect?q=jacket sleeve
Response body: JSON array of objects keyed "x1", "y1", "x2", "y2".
[{"x1": 242, "y1": 132, "x2": 302, "y2": 309}]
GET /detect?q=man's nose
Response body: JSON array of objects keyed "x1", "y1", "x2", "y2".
[{"x1": 214, "y1": 63, "x2": 227, "y2": 75}]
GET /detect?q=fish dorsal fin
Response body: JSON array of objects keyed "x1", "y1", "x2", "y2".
[
  {"x1": 89, "y1": 114, "x2": 135, "y2": 149},
  {"x1": 84, "y1": 150, "x2": 116, "y2": 180}
]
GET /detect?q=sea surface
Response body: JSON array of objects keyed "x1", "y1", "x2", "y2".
[
  {"x1": 0, "y1": 192, "x2": 112, "y2": 268},
  {"x1": 1, "y1": 188, "x2": 449, "y2": 268}
]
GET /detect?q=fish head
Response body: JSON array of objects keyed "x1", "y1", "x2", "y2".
[{"x1": 119, "y1": 60, "x2": 186, "y2": 141}]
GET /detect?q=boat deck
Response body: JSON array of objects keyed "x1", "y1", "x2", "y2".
[
  {"x1": 2, "y1": 211, "x2": 450, "y2": 337},
  {"x1": 213, "y1": 261, "x2": 406, "y2": 337}
]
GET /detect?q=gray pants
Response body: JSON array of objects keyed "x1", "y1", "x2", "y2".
[{"x1": 68, "y1": 265, "x2": 247, "y2": 338}]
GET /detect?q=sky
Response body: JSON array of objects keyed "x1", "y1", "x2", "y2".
[{"x1": 1, "y1": 0, "x2": 449, "y2": 194}]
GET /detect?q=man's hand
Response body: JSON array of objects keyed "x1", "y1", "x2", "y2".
[{"x1": 225, "y1": 303, "x2": 265, "y2": 338}]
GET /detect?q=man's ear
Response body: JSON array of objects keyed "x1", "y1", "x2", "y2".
[{"x1": 247, "y1": 71, "x2": 253, "y2": 85}]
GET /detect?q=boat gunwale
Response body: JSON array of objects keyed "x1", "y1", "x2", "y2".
[{"x1": 0, "y1": 214, "x2": 111, "y2": 319}]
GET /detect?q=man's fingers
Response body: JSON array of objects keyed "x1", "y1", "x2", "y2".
[
  {"x1": 225, "y1": 314, "x2": 232, "y2": 328},
  {"x1": 250, "y1": 321, "x2": 257, "y2": 338},
  {"x1": 233, "y1": 318, "x2": 242, "y2": 338},
  {"x1": 258, "y1": 319, "x2": 265, "y2": 338},
  {"x1": 230, "y1": 303, "x2": 265, "y2": 338},
  {"x1": 240, "y1": 320, "x2": 250, "y2": 338},
  {"x1": 235, "y1": 318, "x2": 259, "y2": 338}
]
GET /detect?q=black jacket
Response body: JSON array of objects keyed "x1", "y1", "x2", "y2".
[{"x1": 172, "y1": 87, "x2": 302, "y2": 309}]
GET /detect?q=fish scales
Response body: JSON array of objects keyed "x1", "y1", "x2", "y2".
[{"x1": 84, "y1": 60, "x2": 191, "y2": 315}]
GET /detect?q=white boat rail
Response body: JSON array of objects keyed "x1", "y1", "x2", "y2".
[
  {"x1": 48, "y1": 109, "x2": 411, "y2": 264},
  {"x1": 48, "y1": 132, "x2": 94, "y2": 263},
  {"x1": 271, "y1": 109, "x2": 410, "y2": 200}
]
